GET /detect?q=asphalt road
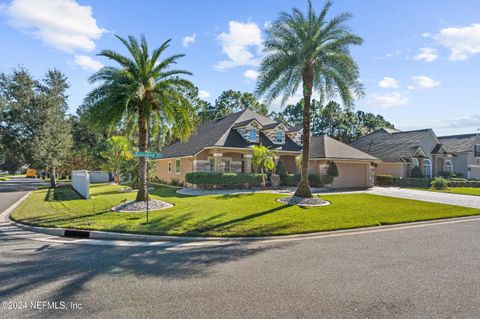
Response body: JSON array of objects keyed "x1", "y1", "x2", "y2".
[{"x1": 1, "y1": 180, "x2": 480, "y2": 318}]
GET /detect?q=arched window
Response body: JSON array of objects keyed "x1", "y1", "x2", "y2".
[
  {"x1": 444, "y1": 160, "x2": 453, "y2": 174},
  {"x1": 411, "y1": 158, "x2": 419, "y2": 168},
  {"x1": 423, "y1": 159, "x2": 432, "y2": 178}
]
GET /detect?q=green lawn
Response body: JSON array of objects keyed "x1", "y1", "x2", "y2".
[
  {"x1": 427, "y1": 187, "x2": 480, "y2": 196},
  {"x1": 11, "y1": 183, "x2": 480, "y2": 237}
]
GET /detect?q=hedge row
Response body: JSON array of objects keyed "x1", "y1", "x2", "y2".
[
  {"x1": 375, "y1": 175, "x2": 431, "y2": 187},
  {"x1": 375, "y1": 174, "x2": 480, "y2": 188},
  {"x1": 448, "y1": 180, "x2": 480, "y2": 187},
  {"x1": 280, "y1": 174, "x2": 333, "y2": 187},
  {"x1": 185, "y1": 172, "x2": 263, "y2": 188}
]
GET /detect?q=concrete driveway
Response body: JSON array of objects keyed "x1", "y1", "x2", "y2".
[{"x1": 368, "y1": 187, "x2": 480, "y2": 209}]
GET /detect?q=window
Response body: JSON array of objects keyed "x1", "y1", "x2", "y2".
[
  {"x1": 168, "y1": 162, "x2": 172, "y2": 173},
  {"x1": 275, "y1": 131, "x2": 284, "y2": 143},
  {"x1": 423, "y1": 159, "x2": 432, "y2": 178},
  {"x1": 209, "y1": 158, "x2": 215, "y2": 172},
  {"x1": 475, "y1": 144, "x2": 480, "y2": 158},
  {"x1": 222, "y1": 159, "x2": 231, "y2": 172},
  {"x1": 411, "y1": 158, "x2": 419, "y2": 168},
  {"x1": 249, "y1": 128, "x2": 257, "y2": 141},
  {"x1": 175, "y1": 159, "x2": 181, "y2": 174},
  {"x1": 444, "y1": 160, "x2": 453, "y2": 174}
]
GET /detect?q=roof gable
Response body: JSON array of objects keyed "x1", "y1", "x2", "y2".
[
  {"x1": 350, "y1": 128, "x2": 432, "y2": 162},
  {"x1": 438, "y1": 133, "x2": 480, "y2": 153},
  {"x1": 311, "y1": 135, "x2": 378, "y2": 160}
]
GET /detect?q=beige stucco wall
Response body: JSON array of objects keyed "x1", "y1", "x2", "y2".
[
  {"x1": 154, "y1": 157, "x2": 193, "y2": 183},
  {"x1": 377, "y1": 162, "x2": 405, "y2": 177},
  {"x1": 308, "y1": 159, "x2": 371, "y2": 189}
]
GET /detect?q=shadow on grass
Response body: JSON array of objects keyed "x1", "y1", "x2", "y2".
[{"x1": 44, "y1": 185, "x2": 82, "y2": 202}]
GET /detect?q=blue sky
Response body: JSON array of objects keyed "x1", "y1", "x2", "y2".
[{"x1": 1, "y1": 0, "x2": 479, "y2": 136}]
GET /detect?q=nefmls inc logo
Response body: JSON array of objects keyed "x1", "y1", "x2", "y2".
[{"x1": 31, "y1": 301, "x2": 66, "y2": 310}]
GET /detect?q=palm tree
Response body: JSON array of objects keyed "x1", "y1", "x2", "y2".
[
  {"x1": 252, "y1": 145, "x2": 275, "y2": 189},
  {"x1": 100, "y1": 136, "x2": 133, "y2": 184},
  {"x1": 256, "y1": 0, "x2": 364, "y2": 198},
  {"x1": 85, "y1": 35, "x2": 196, "y2": 201}
]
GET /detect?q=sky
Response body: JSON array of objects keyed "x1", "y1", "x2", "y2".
[{"x1": 0, "y1": 0, "x2": 479, "y2": 136}]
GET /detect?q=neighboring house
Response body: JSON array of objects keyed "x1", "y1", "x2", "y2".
[
  {"x1": 438, "y1": 134, "x2": 480, "y2": 179},
  {"x1": 155, "y1": 109, "x2": 379, "y2": 188},
  {"x1": 351, "y1": 128, "x2": 453, "y2": 178}
]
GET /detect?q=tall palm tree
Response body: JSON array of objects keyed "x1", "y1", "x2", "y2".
[
  {"x1": 256, "y1": 0, "x2": 364, "y2": 198},
  {"x1": 85, "y1": 35, "x2": 196, "y2": 201}
]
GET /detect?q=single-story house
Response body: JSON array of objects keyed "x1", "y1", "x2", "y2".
[
  {"x1": 155, "y1": 109, "x2": 379, "y2": 188},
  {"x1": 350, "y1": 128, "x2": 454, "y2": 178},
  {"x1": 438, "y1": 133, "x2": 480, "y2": 179}
]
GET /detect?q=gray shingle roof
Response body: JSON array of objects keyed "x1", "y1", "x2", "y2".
[
  {"x1": 160, "y1": 109, "x2": 299, "y2": 158},
  {"x1": 310, "y1": 135, "x2": 378, "y2": 160},
  {"x1": 438, "y1": 134, "x2": 480, "y2": 153},
  {"x1": 350, "y1": 128, "x2": 432, "y2": 162}
]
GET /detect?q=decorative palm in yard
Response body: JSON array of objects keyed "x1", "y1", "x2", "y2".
[
  {"x1": 256, "y1": 0, "x2": 364, "y2": 198},
  {"x1": 100, "y1": 136, "x2": 133, "y2": 184},
  {"x1": 252, "y1": 145, "x2": 275, "y2": 189},
  {"x1": 85, "y1": 35, "x2": 196, "y2": 201}
]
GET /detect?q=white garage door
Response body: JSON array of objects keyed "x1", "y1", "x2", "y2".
[{"x1": 331, "y1": 163, "x2": 368, "y2": 189}]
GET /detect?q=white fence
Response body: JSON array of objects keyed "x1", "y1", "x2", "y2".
[
  {"x1": 90, "y1": 171, "x2": 110, "y2": 183},
  {"x1": 72, "y1": 170, "x2": 90, "y2": 199}
]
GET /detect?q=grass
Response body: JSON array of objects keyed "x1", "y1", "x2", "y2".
[
  {"x1": 426, "y1": 187, "x2": 480, "y2": 196},
  {"x1": 0, "y1": 177, "x2": 9, "y2": 181},
  {"x1": 11, "y1": 183, "x2": 480, "y2": 237}
]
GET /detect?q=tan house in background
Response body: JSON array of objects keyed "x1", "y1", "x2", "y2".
[
  {"x1": 155, "y1": 109, "x2": 379, "y2": 188},
  {"x1": 438, "y1": 133, "x2": 480, "y2": 179},
  {"x1": 351, "y1": 128, "x2": 454, "y2": 178}
]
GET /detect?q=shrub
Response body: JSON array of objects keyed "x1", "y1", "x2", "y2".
[
  {"x1": 327, "y1": 161, "x2": 339, "y2": 177},
  {"x1": 274, "y1": 159, "x2": 287, "y2": 176},
  {"x1": 280, "y1": 174, "x2": 298, "y2": 186},
  {"x1": 375, "y1": 174, "x2": 394, "y2": 186},
  {"x1": 320, "y1": 174, "x2": 334, "y2": 185},
  {"x1": 430, "y1": 177, "x2": 449, "y2": 190},
  {"x1": 280, "y1": 174, "x2": 325, "y2": 187},
  {"x1": 410, "y1": 166, "x2": 424, "y2": 178},
  {"x1": 393, "y1": 177, "x2": 431, "y2": 187},
  {"x1": 185, "y1": 172, "x2": 263, "y2": 189}
]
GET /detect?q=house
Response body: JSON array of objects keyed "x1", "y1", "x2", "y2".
[
  {"x1": 350, "y1": 128, "x2": 453, "y2": 178},
  {"x1": 155, "y1": 109, "x2": 379, "y2": 188},
  {"x1": 438, "y1": 133, "x2": 480, "y2": 179}
]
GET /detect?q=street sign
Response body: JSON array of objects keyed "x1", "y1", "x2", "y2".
[{"x1": 133, "y1": 151, "x2": 163, "y2": 159}]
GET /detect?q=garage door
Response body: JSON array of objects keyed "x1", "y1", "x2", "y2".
[
  {"x1": 331, "y1": 163, "x2": 368, "y2": 189},
  {"x1": 469, "y1": 166, "x2": 480, "y2": 179}
]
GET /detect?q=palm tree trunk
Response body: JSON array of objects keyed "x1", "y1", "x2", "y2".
[
  {"x1": 50, "y1": 167, "x2": 56, "y2": 188},
  {"x1": 294, "y1": 66, "x2": 313, "y2": 198},
  {"x1": 136, "y1": 108, "x2": 148, "y2": 201}
]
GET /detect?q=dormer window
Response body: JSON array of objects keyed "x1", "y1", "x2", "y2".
[
  {"x1": 275, "y1": 131, "x2": 284, "y2": 143},
  {"x1": 249, "y1": 128, "x2": 257, "y2": 141}
]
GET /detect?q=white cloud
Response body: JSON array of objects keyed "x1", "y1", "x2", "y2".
[
  {"x1": 5, "y1": 0, "x2": 105, "y2": 53},
  {"x1": 74, "y1": 55, "x2": 103, "y2": 71},
  {"x1": 421, "y1": 32, "x2": 431, "y2": 38},
  {"x1": 437, "y1": 23, "x2": 480, "y2": 60},
  {"x1": 198, "y1": 90, "x2": 210, "y2": 99},
  {"x1": 411, "y1": 75, "x2": 440, "y2": 89},
  {"x1": 413, "y1": 47, "x2": 438, "y2": 62},
  {"x1": 215, "y1": 21, "x2": 263, "y2": 71},
  {"x1": 378, "y1": 77, "x2": 399, "y2": 88},
  {"x1": 368, "y1": 92, "x2": 409, "y2": 108},
  {"x1": 182, "y1": 33, "x2": 196, "y2": 48},
  {"x1": 243, "y1": 69, "x2": 259, "y2": 81},
  {"x1": 263, "y1": 20, "x2": 272, "y2": 29}
]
